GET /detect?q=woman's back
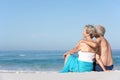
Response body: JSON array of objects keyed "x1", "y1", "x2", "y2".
[
  {"x1": 78, "y1": 51, "x2": 95, "y2": 62},
  {"x1": 78, "y1": 40, "x2": 97, "y2": 53}
]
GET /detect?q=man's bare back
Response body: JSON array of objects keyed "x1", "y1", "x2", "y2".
[{"x1": 96, "y1": 36, "x2": 113, "y2": 66}]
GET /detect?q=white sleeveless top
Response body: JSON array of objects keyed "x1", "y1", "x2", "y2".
[{"x1": 78, "y1": 51, "x2": 95, "y2": 62}]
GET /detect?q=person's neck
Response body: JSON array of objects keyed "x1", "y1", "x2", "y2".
[
  {"x1": 99, "y1": 35, "x2": 104, "y2": 39},
  {"x1": 96, "y1": 35, "x2": 104, "y2": 40}
]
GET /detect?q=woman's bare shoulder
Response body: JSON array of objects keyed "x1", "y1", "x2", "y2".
[
  {"x1": 78, "y1": 39, "x2": 86, "y2": 43},
  {"x1": 76, "y1": 39, "x2": 86, "y2": 47}
]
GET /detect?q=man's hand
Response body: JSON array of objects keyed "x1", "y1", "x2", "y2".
[{"x1": 105, "y1": 70, "x2": 112, "y2": 72}]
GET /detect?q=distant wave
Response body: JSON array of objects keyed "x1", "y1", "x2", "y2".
[{"x1": 19, "y1": 54, "x2": 26, "y2": 57}]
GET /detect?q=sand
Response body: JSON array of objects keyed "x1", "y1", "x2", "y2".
[{"x1": 0, "y1": 71, "x2": 120, "y2": 80}]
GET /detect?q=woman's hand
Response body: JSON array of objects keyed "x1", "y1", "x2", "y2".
[{"x1": 64, "y1": 52, "x2": 68, "y2": 58}]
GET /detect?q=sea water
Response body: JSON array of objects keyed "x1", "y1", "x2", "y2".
[{"x1": 0, "y1": 50, "x2": 119, "y2": 72}]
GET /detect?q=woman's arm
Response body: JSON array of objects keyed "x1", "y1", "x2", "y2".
[
  {"x1": 64, "y1": 40, "x2": 81, "y2": 58},
  {"x1": 82, "y1": 40, "x2": 98, "y2": 48}
]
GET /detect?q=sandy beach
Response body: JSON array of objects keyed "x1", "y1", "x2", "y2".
[{"x1": 0, "y1": 71, "x2": 120, "y2": 80}]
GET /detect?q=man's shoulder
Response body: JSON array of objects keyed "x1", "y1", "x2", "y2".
[
  {"x1": 101, "y1": 37, "x2": 108, "y2": 43},
  {"x1": 101, "y1": 37, "x2": 110, "y2": 47}
]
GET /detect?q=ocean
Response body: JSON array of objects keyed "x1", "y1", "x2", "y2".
[{"x1": 0, "y1": 50, "x2": 120, "y2": 72}]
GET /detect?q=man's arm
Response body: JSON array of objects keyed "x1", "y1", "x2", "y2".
[
  {"x1": 95, "y1": 39, "x2": 107, "y2": 71},
  {"x1": 95, "y1": 52, "x2": 107, "y2": 71}
]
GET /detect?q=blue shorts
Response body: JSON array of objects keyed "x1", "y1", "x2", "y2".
[{"x1": 95, "y1": 64, "x2": 113, "y2": 71}]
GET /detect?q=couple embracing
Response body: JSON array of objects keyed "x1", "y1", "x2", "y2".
[{"x1": 61, "y1": 25, "x2": 113, "y2": 72}]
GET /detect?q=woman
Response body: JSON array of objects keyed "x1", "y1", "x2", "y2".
[{"x1": 60, "y1": 25, "x2": 98, "y2": 72}]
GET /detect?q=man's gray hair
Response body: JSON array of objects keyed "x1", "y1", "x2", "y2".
[{"x1": 96, "y1": 25, "x2": 106, "y2": 36}]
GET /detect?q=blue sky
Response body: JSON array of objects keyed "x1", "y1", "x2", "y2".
[{"x1": 0, "y1": 0, "x2": 120, "y2": 50}]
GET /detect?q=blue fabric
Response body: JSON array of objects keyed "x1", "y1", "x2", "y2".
[
  {"x1": 60, "y1": 55, "x2": 93, "y2": 73},
  {"x1": 95, "y1": 64, "x2": 113, "y2": 71}
]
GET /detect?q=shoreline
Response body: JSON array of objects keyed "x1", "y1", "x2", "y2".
[{"x1": 0, "y1": 71, "x2": 120, "y2": 80}]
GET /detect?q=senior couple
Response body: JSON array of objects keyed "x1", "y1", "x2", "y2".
[{"x1": 61, "y1": 25, "x2": 113, "y2": 72}]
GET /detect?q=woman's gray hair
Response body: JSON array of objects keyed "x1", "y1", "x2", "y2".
[
  {"x1": 95, "y1": 25, "x2": 106, "y2": 36},
  {"x1": 84, "y1": 24, "x2": 96, "y2": 38}
]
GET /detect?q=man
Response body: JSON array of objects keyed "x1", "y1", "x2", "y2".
[{"x1": 95, "y1": 25, "x2": 114, "y2": 71}]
